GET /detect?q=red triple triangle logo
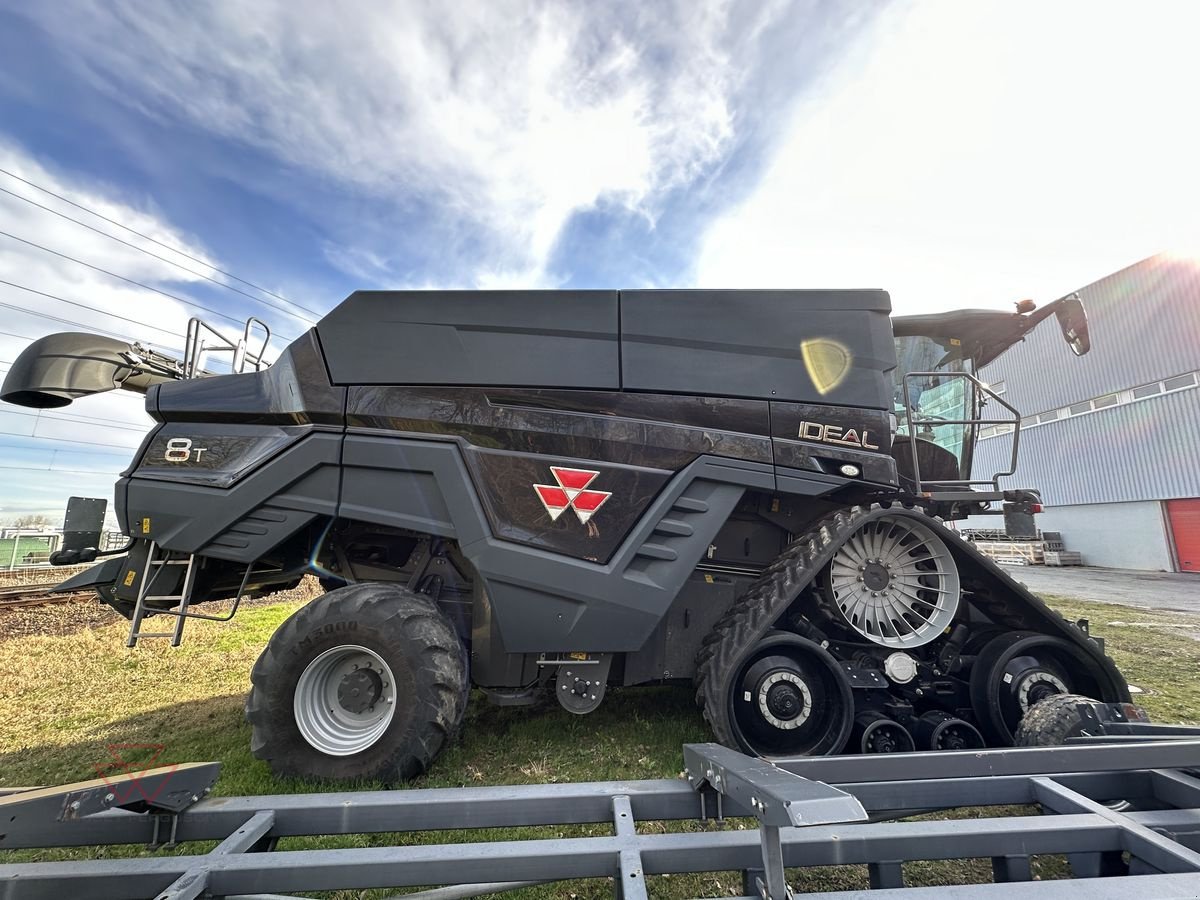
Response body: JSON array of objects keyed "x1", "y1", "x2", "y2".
[{"x1": 534, "y1": 467, "x2": 612, "y2": 525}]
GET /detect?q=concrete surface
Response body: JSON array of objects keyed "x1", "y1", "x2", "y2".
[{"x1": 1005, "y1": 564, "x2": 1200, "y2": 614}]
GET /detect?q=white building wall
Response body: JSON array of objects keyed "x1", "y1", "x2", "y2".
[
  {"x1": 1036, "y1": 501, "x2": 1173, "y2": 571},
  {"x1": 958, "y1": 500, "x2": 1174, "y2": 570}
]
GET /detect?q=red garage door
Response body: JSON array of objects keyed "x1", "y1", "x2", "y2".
[{"x1": 1168, "y1": 499, "x2": 1200, "y2": 573}]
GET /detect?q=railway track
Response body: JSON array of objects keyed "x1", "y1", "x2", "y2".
[{"x1": 0, "y1": 584, "x2": 88, "y2": 610}]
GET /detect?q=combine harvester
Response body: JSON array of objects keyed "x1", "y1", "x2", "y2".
[{"x1": 3, "y1": 288, "x2": 1199, "y2": 897}]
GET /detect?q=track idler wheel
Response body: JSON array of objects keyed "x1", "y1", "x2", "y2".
[
  {"x1": 969, "y1": 631, "x2": 1113, "y2": 745},
  {"x1": 850, "y1": 712, "x2": 916, "y2": 754},
  {"x1": 727, "y1": 633, "x2": 854, "y2": 757},
  {"x1": 824, "y1": 515, "x2": 961, "y2": 649},
  {"x1": 914, "y1": 710, "x2": 985, "y2": 751}
]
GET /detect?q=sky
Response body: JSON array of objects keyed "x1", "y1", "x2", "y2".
[{"x1": 0, "y1": 0, "x2": 1198, "y2": 523}]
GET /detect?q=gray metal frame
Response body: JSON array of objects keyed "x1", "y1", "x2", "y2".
[
  {"x1": 3, "y1": 741, "x2": 1200, "y2": 899},
  {"x1": 901, "y1": 369, "x2": 1022, "y2": 493}
]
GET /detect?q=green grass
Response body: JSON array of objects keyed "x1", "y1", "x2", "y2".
[{"x1": 1, "y1": 590, "x2": 1198, "y2": 898}]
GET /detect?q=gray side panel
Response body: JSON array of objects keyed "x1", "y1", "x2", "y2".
[
  {"x1": 339, "y1": 435, "x2": 490, "y2": 544},
  {"x1": 200, "y1": 505, "x2": 319, "y2": 560},
  {"x1": 469, "y1": 458, "x2": 770, "y2": 652},
  {"x1": 316, "y1": 290, "x2": 620, "y2": 388},
  {"x1": 125, "y1": 432, "x2": 342, "y2": 559},
  {"x1": 339, "y1": 437, "x2": 462, "y2": 537},
  {"x1": 620, "y1": 289, "x2": 895, "y2": 406},
  {"x1": 338, "y1": 434, "x2": 774, "y2": 652}
]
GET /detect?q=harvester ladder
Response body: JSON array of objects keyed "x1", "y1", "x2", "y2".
[
  {"x1": 126, "y1": 541, "x2": 199, "y2": 647},
  {"x1": 126, "y1": 543, "x2": 257, "y2": 647}
]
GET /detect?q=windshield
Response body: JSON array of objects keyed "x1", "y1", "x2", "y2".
[{"x1": 892, "y1": 336, "x2": 975, "y2": 483}]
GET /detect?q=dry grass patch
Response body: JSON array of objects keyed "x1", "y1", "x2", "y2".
[{"x1": 0, "y1": 588, "x2": 1196, "y2": 899}]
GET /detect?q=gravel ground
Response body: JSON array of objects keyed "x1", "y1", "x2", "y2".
[
  {"x1": 1007, "y1": 564, "x2": 1200, "y2": 614},
  {"x1": 0, "y1": 578, "x2": 323, "y2": 641}
]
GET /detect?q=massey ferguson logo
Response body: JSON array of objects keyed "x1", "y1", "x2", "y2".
[
  {"x1": 534, "y1": 467, "x2": 612, "y2": 525},
  {"x1": 799, "y1": 421, "x2": 880, "y2": 450}
]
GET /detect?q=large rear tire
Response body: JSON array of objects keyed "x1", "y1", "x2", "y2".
[{"x1": 246, "y1": 582, "x2": 468, "y2": 783}]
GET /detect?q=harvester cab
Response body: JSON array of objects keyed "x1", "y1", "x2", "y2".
[
  {"x1": 891, "y1": 292, "x2": 1090, "y2": 527},
  {"x1": 3, "y1": 287, "x2": 1131, "y2": 784}
]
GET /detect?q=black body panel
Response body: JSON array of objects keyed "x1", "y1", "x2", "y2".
[
  {"x1": 317, "y1": 290, "x2": 621, "y2": 388},
  {"x1": 346, "y1": 387, "x2": 772, "y2": 469},
  {"x1": 463, "y1": 446, "x2": 672, "y2": 563},
  {"x1": 134, "y1": 423, "x2": 310, "y2": 488},
  {"x1": 769, "y1": 403, "x2": 896, "y2": 486},
  {"x1": 316, "y1": 289, "x2": 896, "y2": 407},
  {"x1": 151, "y1": 331, "x2": 345, "y2": 426},
  {"x1": 620, "y1": 289, "x2": 895, "y2": 405}
]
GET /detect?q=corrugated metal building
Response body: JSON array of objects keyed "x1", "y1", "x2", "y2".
[{"x1": 971, "y1": 254, "x2": 1200, "y2": 572}]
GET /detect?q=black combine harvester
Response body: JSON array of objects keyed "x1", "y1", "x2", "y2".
[{"x1": 2, "y1": 289, "x2": 1138, "y2": 783}]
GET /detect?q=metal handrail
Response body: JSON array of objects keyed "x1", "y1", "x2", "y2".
[
  {"x1": 901, "y1": 370, "x2": 1022, "y2": 493},
  {"x1": 183, "y1": 316, "x2": 272, "y2": 380}
]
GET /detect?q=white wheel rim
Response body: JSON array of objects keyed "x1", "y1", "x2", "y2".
[
  {"x1": 294, "y1": 644, "x2": 396, "y2": 756},
  {"x1": 756, "y1": 670, "x2": 813, "y2": 730},
  {"x1": 828, "y1": 516, "x2": 960, "y2": 648}
]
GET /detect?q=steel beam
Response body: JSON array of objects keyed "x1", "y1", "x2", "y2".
[
  {"x1": 1032, "y1": 777, "x2": 1200, "y2": 875},
  {"x1": 770, "y1": 739, "x2": 1200, "y2": 783},
  {"x1": 3, "y1": 741, "x2": 1200, "y2": 899},
  {"x1": 0, "y1": 814, "x2": 1121, "y2": 899}
]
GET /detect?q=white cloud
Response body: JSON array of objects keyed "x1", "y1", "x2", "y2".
[
  {"x1": 695, "y1": 0, "x2": 1200, "y2": 312},
  {"x1": 0, "y1": 144, "x2": 270, "y2": 517},
  {"x1": 20, "y1": 0, "x2": 804, "y2": 286}
]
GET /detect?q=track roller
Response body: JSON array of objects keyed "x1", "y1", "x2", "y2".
[
  {"x1": 969, "y1": 631, "x2": 1114, "y2": 745},
  {"x1": 851, "y1": 711, "x2": 916, "y2": 754},
  {"x1": 914, "y1": 710, "x2": 985, "y2": 751},
  {"x1": 726, "y1": 633, "x2": 854, "y2": 757}
]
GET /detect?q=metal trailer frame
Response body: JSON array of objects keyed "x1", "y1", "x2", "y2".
[{"x1": 3, "y1": 741, "x2": 1200, "y2": 900}]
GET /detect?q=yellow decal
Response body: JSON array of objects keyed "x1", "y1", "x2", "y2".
[
  {"x1": 704, "y1": 574, "x2": 715, "y2": 584},
  {"x1": 800, "y1": 339, "x2": 852, "y2": 395},
  {"x1": 770, "y1": 498, "x2": 781, "y2": 513},
  {"x1": 950, "y1": 338, "x2": 962, "y2": 346},
  {"x1": 567, "y1": 651, "x2": 589, "y2": 661},
  {"x1": 123, "y1": 570, "x2": 137, "y2": 587},
  {"x1": 141, "y1": 517, "x2": 151, "y2": 534}
]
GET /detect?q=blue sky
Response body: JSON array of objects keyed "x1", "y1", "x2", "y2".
[{"x1": 0, "y1": 0, "x2": 1198, "y2": 523}]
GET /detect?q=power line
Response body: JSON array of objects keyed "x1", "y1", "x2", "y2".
[
  {"x1": 0, "y1": 185, "x2": 321, "y2": 324},
  {"x1": 0, "y1": 229, "x2": 302, "y2": 339},
  {"x1": 0, "y1": 437, "x2": 135, "y2": 456},
  {"x1": 0, "y1": 407, "x2": 150, "y2": 433},
  {"x1": 0, "y1": 165, "x2": 323, "y2": 319},
  {"x1": 0, "y1": 278, "x2": 187, "y2": 343},
  {"x1": 0, "y1": 465, "x2": 123, "y2": 480},
  {"x1": 0, "y1": 295, "x2": 144, "y2": 343},
  {"x1": 0, "y1": 326, "x2": 43, "y2": 342}
]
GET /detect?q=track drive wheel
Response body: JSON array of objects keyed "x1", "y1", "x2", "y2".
[
  {"x1": 716, "y1": 633, "x2": 853, "y2": 758},
  {"x1": 968, "y1": 631, "x2": 1112, "y2": 745},
  {"x1": 246, "y1": 582, "x2": 469, "y2": 782}
]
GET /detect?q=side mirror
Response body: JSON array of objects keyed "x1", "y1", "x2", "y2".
[{"x1": 1054, "y1": 294, "x2": 1090, "y2": 356}]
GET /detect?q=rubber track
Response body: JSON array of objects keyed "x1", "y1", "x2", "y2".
[
  {"x1": 695, "y1": 502, "x2": 1127, "y2": 750},
  {"x1": 695, "y1": 504, "x2": 874, "y2": 746}
]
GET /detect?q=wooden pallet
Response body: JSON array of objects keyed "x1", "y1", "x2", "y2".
[
  {"x1": 974, "y1": 541, "x2": 1045, "y2": 565},
  {"x1": 1044, "y1": 550, "x2": 1083, "y2": 566}
]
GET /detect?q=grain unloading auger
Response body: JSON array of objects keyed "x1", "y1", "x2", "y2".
[{"x1": 2, "y1": 288, "x2": 1143, "y2": 781}]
